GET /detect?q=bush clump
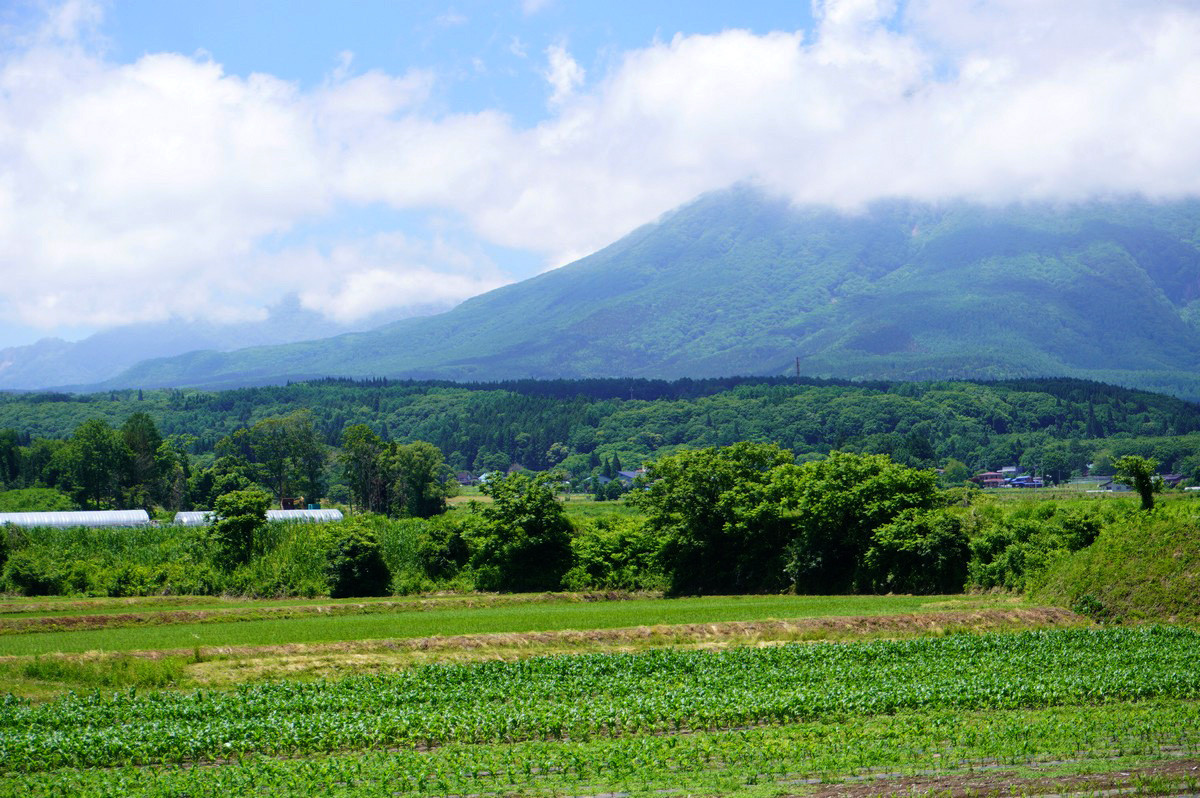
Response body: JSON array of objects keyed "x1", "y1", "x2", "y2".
[{"x1": 326, "y1": 522, "x2": 391, "y2": 598}]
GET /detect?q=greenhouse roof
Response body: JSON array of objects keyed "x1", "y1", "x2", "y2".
[{"x1": 0, "y1": 510, "x2": 151, "y2": 528}]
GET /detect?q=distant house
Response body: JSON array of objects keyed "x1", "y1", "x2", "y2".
[
  {"x1": 1162, "y1": 473, "x2": 1185, "y2": 488},
  {"x1": 1097, "y1": 480, "x2": 1132, "y2": 492},
  {"x1": 970, "y1": 471, "x2": 1008, "y2": 488},
  {"x1": 615, "y1": 470, "x2": 642, "y2": 485},
  {"x1": 455, "y1": 472, "x2": 477, "y2": 486}
]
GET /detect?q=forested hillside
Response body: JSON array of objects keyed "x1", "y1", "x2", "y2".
[
  {"x1": 94, "y1": 189, "x2": 1200, "y2": 397},
  {"x1": 2, "y1": 376, "x2": 1199, "y2": 491}
]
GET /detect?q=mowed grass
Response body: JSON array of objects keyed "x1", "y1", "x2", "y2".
[
  {"x1": 0, "y1": 593, "x2": 1025, "y2": 656},
  {"x1": 0, "y1": 594, "x2": 431, "y2": 619},
  {"x1": 0, "y1": 591, "x2": 606, "y2": 620}
]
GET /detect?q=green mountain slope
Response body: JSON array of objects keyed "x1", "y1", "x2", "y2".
[{"x1": 99, "y1": 188, "x2": 1200, "y2": 396}]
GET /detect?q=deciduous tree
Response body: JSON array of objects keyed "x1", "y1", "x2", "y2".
[
  {"x1": 1114, "y1": 455, "x2": 1163, "y2": 511},
  {"x1": 470, "y1": 472, "x2": 572, "y2": 592}
]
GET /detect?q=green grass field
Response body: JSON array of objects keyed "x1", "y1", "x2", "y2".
[{"x1": 0, "y1": 593, "x2": 1026, "y2": 656}]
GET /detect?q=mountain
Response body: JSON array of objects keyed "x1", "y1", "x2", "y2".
[
  {"x1": 0, "y1": 296, "x2": 445, "y2": 390},
  {"x1": 94, "y1": 188, "x2": 1200, "y2": 397}
]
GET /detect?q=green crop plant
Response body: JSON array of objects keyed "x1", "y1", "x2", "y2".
[{"x1": 2, "y1": 627, "x2": 1198, "y2": 772}]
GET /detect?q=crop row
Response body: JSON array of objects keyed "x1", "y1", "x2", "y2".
[
  {"x1": 4, "y1": 701, "x2": 1198, "y2": 797},
  {"x1": 2, "y1": 627, "x2": 1199, "y2": 771}
]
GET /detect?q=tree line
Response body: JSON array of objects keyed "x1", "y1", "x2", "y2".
[
  {"x1": 2, "y1": 375, "x2": 1199, "y2": 516},
  {"x1": 4, "y1": 441, "x2": 1166, "y2": 601},
  {"x1": 1, "y1": 377, "x2": 1198, "y2": 490}
]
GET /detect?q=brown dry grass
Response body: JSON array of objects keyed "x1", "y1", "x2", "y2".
[{"x1": 163, "y1": 605, "x2": 1080, "y2": 686}]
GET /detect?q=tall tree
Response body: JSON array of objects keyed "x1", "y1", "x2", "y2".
[
  {"x1": 388, "y1": 441, "x2": 452, "y2": 519},
  {"x1": 246, "y1": 411, "x2": 327, "y2": 506},
  {"x1": 121, "y1": 412, "x2": 163, "y2": 509},
  {"x1": 0, "y1": 429, "x2": 19, "y2": 488},
  {"x1": 340, "y1": 425, "x2": 389, "y2": 513},
  {"x1": 211, "y1": 488, "x2": 270, "y2": 567},
  {"x1": 59, "y1": 419, "x2": 128, "y2": 509}
]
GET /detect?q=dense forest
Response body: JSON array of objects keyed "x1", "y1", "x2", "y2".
[{"x1": 1, "y1": 376, "x2": 1198, "y2": 510}]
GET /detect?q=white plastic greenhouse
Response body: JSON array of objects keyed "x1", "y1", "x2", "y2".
[
  {"x1": 173, "y1": 509, "x2": 343, "y2": 526},
  {"x1": 0, "y1": 510, "x2": 151, "y2": 528},
  {"x1": 268, "y1": 509, "x2": 343, "y2": 523}
]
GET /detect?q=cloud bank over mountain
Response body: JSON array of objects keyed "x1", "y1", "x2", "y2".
[{"x1": 2, "y1": 0, "x2": 1198, "y2": 342}]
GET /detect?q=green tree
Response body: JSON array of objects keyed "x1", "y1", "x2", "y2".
[
  {"x1": 1114, "y1": 455, "x2": 1163, "y2": 511},
  {"x1": 941, "y1": 458, "x2": 970, "y2": 486},
  {"x1": 637, "y1": 442, "x2": 795, "y2": 595},
  {"x1": 121, "y1": 412, "x2": 163, "y2": 509},
  {"x1": 340, "y1": 425, "x2": 389, "y2": 513},
  {"x1": 58, "y1": 419, "x2": 129, "y2": 509},
  {"x1": 545, "y1": 442, "x2": 570, "y2": 467},
  {"x1": 156, "y1": 434, "x2": 195, "y2": 511},
  {"x1": 388, "y1": 441, "x2": 453, "y2": 518},
  {"x1": 775, "y1": 451, "x2": 940, "y2": 593},
  {"x1": 190, "y1": 454, "x2": 258, "y2": 510},
  {"x1": 0, "y1": 429, "x2": 19, "y2": 488},
  {"x1": 1040, "y1": 442, "x2": 1075, "y2": 485},
  {"x1": 210, "y1": 488, "x2": 270, "y2": 567},
  {"x1": 470, "y1": 472, "x2": 573, "y2": 592},
  {"x1": 861, "y1": 508, "x2": 970, "y2": 594},
  {"x1": 245, "y1": 412, "x2": 327, "y2": 506},
  {"x1": 1091, "y1": 449, "x2": 1115, "y2": 476}
]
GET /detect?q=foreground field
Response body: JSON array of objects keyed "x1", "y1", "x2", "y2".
[{"x1": 1, "y1": 626, "x2": 1197, "y2": 797}]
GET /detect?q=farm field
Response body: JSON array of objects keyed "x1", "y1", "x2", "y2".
[
  {"x1": 0, "y1": 592, "x2": 1039, "y2": 659},
  {"x1": 1, "y1": 625, "x2": 1198, "y2": 797}
]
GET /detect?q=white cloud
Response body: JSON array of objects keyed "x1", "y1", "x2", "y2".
[
  {"x1": 521, "y1": 0, "x2": 554, "y2": 15},
  {"x1": 434, "y1": 10, "x2": 469, "y2": 28},
  {"x1": 3, "y1": 0, "x2": 1200, "y2": 338},
  {"x1": 281, "y1": 233, "x2": 507, "y2": 322},
  {"x1": 543, "y1": 43, "x2": 584, "y2": 106}
]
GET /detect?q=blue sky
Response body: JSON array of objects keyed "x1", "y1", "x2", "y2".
[
  {"x1": 0, "y1": 0, "x2": 1198, "y2": 350},
  {"x1": 102, "y1": 1, "x2": 819, "y2": 125}
]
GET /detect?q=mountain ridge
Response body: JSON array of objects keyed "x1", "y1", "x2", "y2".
[
  {"x1": 0, "y1": 296, "x2": 447, "y2": 391},
  {"x1": 78, "y1": 187, "x2": 1200, "y2": 398}
]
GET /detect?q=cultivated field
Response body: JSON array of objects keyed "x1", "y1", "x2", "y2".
[{"x1": 1, "y1": 591, "x2": 1197, "y2": 797}]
